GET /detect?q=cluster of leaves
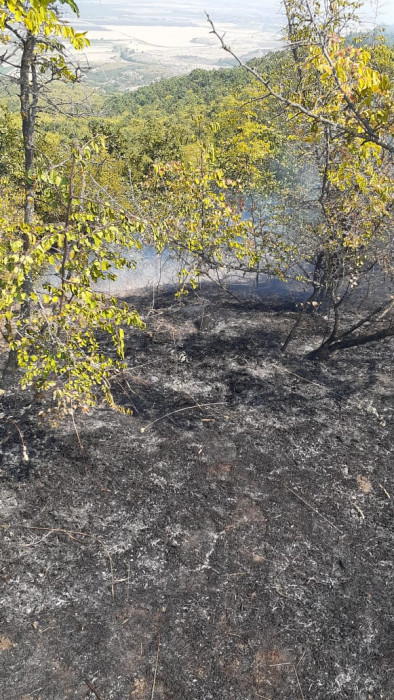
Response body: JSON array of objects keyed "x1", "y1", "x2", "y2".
[
  {"x1": 0, "y1": 0, "x2": 86, "y2": 44},
  {"x1": 0, "y1": 0, "x2": 89, "y2": 87},
  {"x1": 140, "y1": 152, "x2": 295, "y2": 292},
  {"x1": 0, "y1": 1, "x2": 149, "y2": 414}
]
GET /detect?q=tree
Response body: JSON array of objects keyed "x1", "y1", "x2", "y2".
[
  {"x1": 0, "y1": 1, "x2": 87, "y2": 229},
  {"x1": 0, "y1": 2, "x2": 144, "y2": 414},
  {"x1": 208, "y1": 0, "x2": 394, "y2": 358},
  {"x1": 137, "y1": 122, "x2": 292, "y2": 296}
]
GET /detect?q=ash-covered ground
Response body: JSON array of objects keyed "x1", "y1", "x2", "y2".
[{"x1": 0, "y1": 287, "x2": 393, "y2": 700}]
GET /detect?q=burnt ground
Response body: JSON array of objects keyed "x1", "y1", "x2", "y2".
[{"x1": 0, "y1": 286, "x2": 393, "y2": 700}]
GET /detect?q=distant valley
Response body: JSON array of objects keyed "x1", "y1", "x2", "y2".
[{"x1": 71, "y1": 0, "x2": 283, "y2": 91}]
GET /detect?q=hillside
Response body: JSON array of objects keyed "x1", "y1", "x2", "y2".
[{"x1": 0, "y1": 3, "x2": 393, "y2": 699}]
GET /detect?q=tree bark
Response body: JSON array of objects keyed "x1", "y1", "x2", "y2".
[
  {"x1": 2, "y1": 33, "x2": 38, "y2": 384},
  {"x1": 20, "y1": 32, "x2": 38, "y2": 228},
  {"x1": 19, "y1": 32, "x2": 38, "y2": 318}
]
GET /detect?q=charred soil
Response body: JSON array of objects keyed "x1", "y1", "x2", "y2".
[{"x1": 0, "y1": 287, "x2": 393, "y2": 700}]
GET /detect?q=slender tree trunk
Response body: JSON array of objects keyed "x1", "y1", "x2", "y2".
[
  {"x1": 2, "y1": 33, "x2": 38, "y2": 384},
  {"x1": 20, "y1": 32, "x2": 38, "y2": 229},
  {"x1": 20, "y1": 32, "x2": 38, "y2": 314}
]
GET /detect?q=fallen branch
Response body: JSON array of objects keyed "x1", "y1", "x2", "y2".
[
  {"x1": 140, "y1": 403, "x2": 227, "y2": 433},
  {"x1": 85, "y1": 679, "x2": 104, "y2": 700},
  {"x1": 150, "y1": 635, "x2": 161, "y2": 700},
  {"x1": 293, "y1": 663, "x2": 306, "y2": 700},
  {"x1": 70, "y1": 410, "x2": 84, "y2": 455},
  {"x1": 284, "y1": 486, "x2": 344, "y2": 535},
  {"x1": 6, "y1": 418, "x2": 29, "y2": 463}
]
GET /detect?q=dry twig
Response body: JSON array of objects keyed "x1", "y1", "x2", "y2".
[
  {"x1": 70, "y1": 410, "x2": 84, "y2": 455},
  {"x1": 353, "y1": 504, "x2": 365, "y2": 520},
  {"x1": 85, "y1": 679, "x2": 104, "y2": 700},
  {"x1": 140, "y1": 403, "x2": 226, "y2": 433},
  {"x1": 284, "y1": 486, "x2": 344, "y2": 535},
  {"x1": 378, "y1": 483, "x2": 390, "y2": 499},
  {"x1": 6, "y1": 418, "x2": 29, "y2": 463},
  {"x1": 293, "y1": 664, "x2": 306, "y2": 700},
  {"x1": 150, "y1": 635, "x2": 161, "y2": 700},
  {"x1": 20, "y1": 526, "x2": 115, "y2": 600}
]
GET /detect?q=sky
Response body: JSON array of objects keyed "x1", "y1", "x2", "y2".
[
  {"x1": 75, "y1": 1, "x2": 281, "y2": 20},
  {"x1": 73, "y1": 0, "x2": 394, "y2": 28}
]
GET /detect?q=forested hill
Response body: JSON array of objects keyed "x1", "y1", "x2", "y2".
[
  {"x1": 103, "y1": 25, "x2": 394, "y2": 117},
  {"x1": 104, "y1": 54, "x2": 280, "y2": 116}
]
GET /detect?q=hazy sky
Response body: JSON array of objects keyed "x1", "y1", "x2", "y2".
[{"x1": 74, "y1": 0, "x2": 394, "y2": 27}]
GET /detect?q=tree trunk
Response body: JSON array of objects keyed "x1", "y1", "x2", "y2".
[
  {"x1": 20, "y1": 33, "x2": 38, "y2": 228},
  {"x1": 2, "y1": 33, "x2": 38, "y2": 385},
  {"x1": 19, "y1": 32, "x2": 38, "y2": 314},
  {"x1": 307, "y1": 324, "x2": 394, "y2": 359}
]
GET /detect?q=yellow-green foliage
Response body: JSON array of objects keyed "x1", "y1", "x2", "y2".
[
  {"x1": 139, "y1": 153, "x2": 293, "y2": 290},
  {"x1": 0, "y1": 0, "x2": 88, "y2": 47},
  {"x1": 0, "y1": 139, "x2": 145, "y2": 413},
  {"x1": 0, "y1": 2, "x2": 145, "y2": 414}
]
